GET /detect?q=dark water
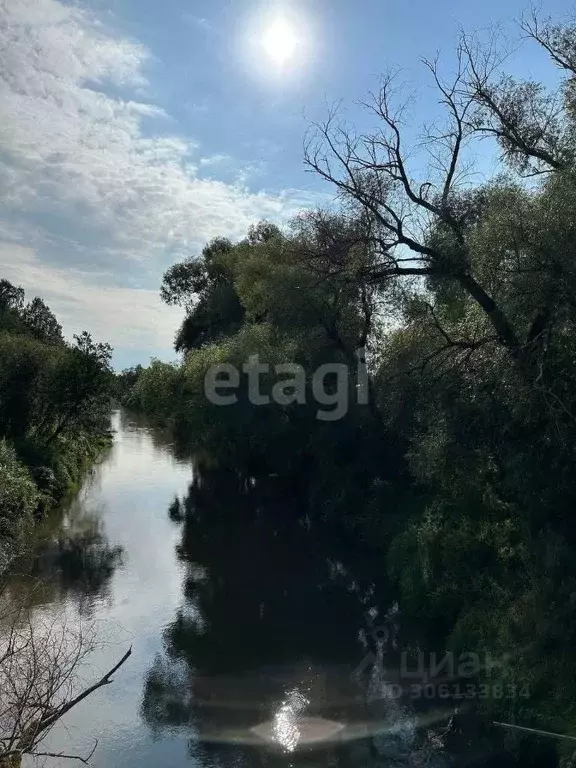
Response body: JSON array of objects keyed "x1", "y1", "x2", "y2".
[{"x1": 4, "y1": 412, "x2": 537, "y2": 767}]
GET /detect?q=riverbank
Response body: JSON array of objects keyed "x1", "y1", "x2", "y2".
[
  {"x1": 0, "y1": 427, "x2": 114, "y2": 576},
  {"x1": 0, "y1": 281, "x2": 116, "y2": 578}
]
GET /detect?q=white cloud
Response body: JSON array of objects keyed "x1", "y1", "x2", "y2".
[
  {"x1": 199, "y1": 154, "x2": 231, "y2": 167},
  {"x1": 0, "y1": 0, "x2": 308, "y2": 361},
  {"x1": 0, "y1": 0, "x2": 297, "y2": 256}
]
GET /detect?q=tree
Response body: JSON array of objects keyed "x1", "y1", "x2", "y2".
[
  {"x1": 161, "y1": 237, "x2": 245, "y2": 353},
  {"x1": 161, "y1": 225, "x2": 287, "y2": 355},
  {"x1": 46, "y1": 333, "x2": 113, "y2": 444},
  {"x1": 21, "y1": 297, "x2": 63, "y2": 344},
  {"x1": 0, "y1": 609, "x2": 130, "y2": 767},
  {"x1": 0, "y1": 282, "x2": 24, "y2": 314},
  {"x1": 114, "y1": 365, "x2": 144, "y2": 403},
  {"x1": 0, "y1": 441, "x2": 37, "y2": 575},
  {"x1": 137, "y1": 14, "x2": 576, "y2": 747},
  {"x1": 303, "y1": 19, "x2": 576, "y2": 371},
  {"x1": 0, "y1": 282, "x2": 28, "y2": 338},
  {"x1": 0, "y1": 279, "x2": 115, "y2": 519},
  {"x1": 0, "y1": 281, "x2": 121, "y2": 765}
]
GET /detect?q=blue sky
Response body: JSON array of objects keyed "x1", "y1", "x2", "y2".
[{"x1": 0, "y1": 0, "x2": 572, "y2": 368}]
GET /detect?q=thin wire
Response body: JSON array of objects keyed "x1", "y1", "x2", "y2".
[{"x1": 493, "y1": 721, "x2": 576, "y2": 743}]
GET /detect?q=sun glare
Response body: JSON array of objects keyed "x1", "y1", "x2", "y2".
[
  {"x1": 261, "y1": 15, "x2": 299, "y2": 67},
  {"x1": 242, "y1": 7, "x2": 313, "y2": 83}
]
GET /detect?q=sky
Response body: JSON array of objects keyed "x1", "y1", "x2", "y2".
[{"x1": 0, "y1": 0, "x2": 573, "y2": 368}]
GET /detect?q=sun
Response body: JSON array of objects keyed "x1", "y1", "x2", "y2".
[
  {"x1": 261, "y1": 15, "x2": 299, "y2": 67},
  {"x1": 242, "y1": 8, "x2": 312, "y2": 82}
]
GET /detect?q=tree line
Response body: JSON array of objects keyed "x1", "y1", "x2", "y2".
[
  {"x1": 0, "y1": 278, "x2": 114, "y2": 574},
  {"x1": 0, "y1": 280, "x2": 134, "y2": 767},
  {"x1": 125, "y1": 15, "x2": 576, "y2": 751}
]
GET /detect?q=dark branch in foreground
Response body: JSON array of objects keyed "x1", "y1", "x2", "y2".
[{"x1": 32, "y1": 646, "x2": 132, "y2": 737}]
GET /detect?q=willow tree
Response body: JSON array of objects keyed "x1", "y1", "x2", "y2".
[{"x1": 304, "y1": 15, "x2": 576, "y2": 374}]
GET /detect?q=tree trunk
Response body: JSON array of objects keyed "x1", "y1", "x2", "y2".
[{"x1": 457, "y1": 271, "x2": 522, "y2": 356}]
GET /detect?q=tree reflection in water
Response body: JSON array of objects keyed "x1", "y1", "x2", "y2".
[
  {"x1": 141, "y1": 471, "x2": 543, "y2": 768},
  {"x1": 6, "y1": 494, "x2": 123, "y2": 617}
]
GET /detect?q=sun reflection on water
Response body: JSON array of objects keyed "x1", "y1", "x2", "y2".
[{"x1": 272, "y1": 688, "x2": 310, "y2": 752}]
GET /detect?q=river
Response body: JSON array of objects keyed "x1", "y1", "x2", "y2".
[{"x1": 3, "y1": 411, "x2": 535, "y2": 767}]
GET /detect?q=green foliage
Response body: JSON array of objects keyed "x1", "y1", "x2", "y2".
[
  {"x1": 113, "y1": 364, "x2": 144, "y2": 403},
  {"x1": 161, "y1": 236, "x2": 245, "y2": 353},
  {"x1": 0, "y1": 280, "x2": 24, "y2": 312},
  {"x1": 0, "y1": 279, "x2": 114, "y2": 567},
  {"x1": 127, "y1": 17, "x2": 576, "y2": 751},
  {"x1": 21, "y1": 297, "x2": 63, "y2": 344},
  {"x1": 178, "y1": 323, "x2": 312, "y2": 476},
  {"x1": 147, "y1": 215, "x2": 394, "y2": 494},
  {"x1": 126, "y1": 359, "x2": 181, "y2": 420},
  {"x1": 0, "y1": 440, "x2": 37, "y2": 565}
]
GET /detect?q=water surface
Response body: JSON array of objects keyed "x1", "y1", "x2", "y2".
[{"x1": 6, "y1": 411, "x2": 517, "y2": 767}]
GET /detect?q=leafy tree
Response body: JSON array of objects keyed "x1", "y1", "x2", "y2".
[
  {"x1": 0, "y1": 280, "x2": 28, "y2": 337},
  {"x1": 0, "y1": 280, "x2": 24, "y2": 313},
  {"x1": 0, "y1": 440, "x2": 38, "y2": 573},
  {"x1": 130, "y1": 14, "x2": 576, "y2": 750},
  {"x1": 21, "y1": 297, "x2": 63, "y2": 344},
  {"x1": 161, "y1": 237, "x2": 245, "y2": 353},
  {"x1": 303, "y1": 22, "x2": 576, "y2": 374},
  {"x1": 114, "y1": 365, "x2": 144, "y2": 402},
  {"x1": 161, "y1": 224, "x2": 291, "y2": 355},
  {"x1": 46, "y1": 333, "x2": 112, "y2": 443},
  {"x1": 127, "y1": 359, "x2": 181, "y2": 420},
  {"x1": 0, "y1": 281, "x2": 114, "y2": 525}
]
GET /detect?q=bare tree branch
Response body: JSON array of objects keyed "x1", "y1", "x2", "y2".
[
  {"x1": 0, "y1": 609, "x2": 131, "y2": 765},
  {"x1": 31, "y1": 739, "x2": 98, "y2": 766},
  {"x1": 460, "y1": 32, "x2": 567, "y2": 173},
  {"x1": 521, "y1": 10, "x2": 576, "y2": 76},
  {"x1": 304, "y1": 67, "x2": 523, "y2": 357},
  {"x1": 29, "y1": 646, "x2": 132, "y2": 738}
]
